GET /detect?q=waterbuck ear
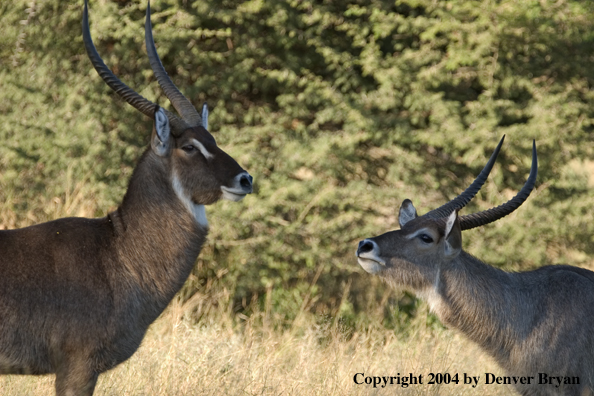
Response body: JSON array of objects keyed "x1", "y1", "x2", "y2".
[
  {"x1": 202, "y1": 102, "x2": 209, "y2": 130},
  {"x1": 399, "y1": 199, "x2": 418, "y2": 227},
  {"x1": 443, "y1": 210, "x2": 462, "y2": 259},
  {"x1": 151, "y1": 107, "x2": 171, "y2": 157}
]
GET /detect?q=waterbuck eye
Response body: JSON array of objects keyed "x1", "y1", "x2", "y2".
[
  {"x1": 182, "y1": 145, "x2": 196, "y2": 154},
  {"x1": 419, "y1": 234, "x2": 434, "y2": 244}
]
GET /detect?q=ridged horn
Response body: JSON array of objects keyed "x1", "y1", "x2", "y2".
[
  {"x1": 83, "y1": 0, "x2": 188, "y2": 131},
  {"x1": 422, "y1": 135, "x2": 505, "y2": 219},
  {"x1": 83, "y1": 0, "x2": 157, "y2": 118},
  {"x1": 145, "y1": 1, "x2": 202, "y2": 127},
  {"x1": 460, "y1": 140, "x2": 538, "y2": 230}
]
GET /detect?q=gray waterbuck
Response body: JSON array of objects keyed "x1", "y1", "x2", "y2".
[
  {"x1": 0, "y1": 1, "x2": 253, "y2": 395},
  {"x1": 357, "y1": 140, "x2": 594, "y2": 395}
]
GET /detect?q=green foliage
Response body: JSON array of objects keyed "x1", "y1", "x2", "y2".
[{"x1": 2, "y1": 0, "x2": 594, "y2": 331}]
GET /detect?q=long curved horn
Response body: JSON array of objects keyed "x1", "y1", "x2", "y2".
[
  {"x1": 83, "y1": 0, "x2": 156, "y2": 118},
  {"x1": 83, "y1": 0, "x2": 188, "y2": 131},
  {"x1": 460, "y1": 140, "x2": 537, "y2": 230},
  {"x1": 145, "y1": 1, "x2": 202, "y2": 127},
  {"x1": 422, "y1": 135, "x2": 505, "y2": 219}
]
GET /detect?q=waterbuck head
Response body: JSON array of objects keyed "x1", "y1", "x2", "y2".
[
  {"x1": 356, "y1": 140, "x2": 537, "y2": 290},
  {"x1": 82, "y1": 0, "x2": 252, "y2": 213}
]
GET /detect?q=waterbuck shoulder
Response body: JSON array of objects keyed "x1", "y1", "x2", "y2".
[
  {"x1": 357, "y1": 140, "x2": 594, "y2": 394},
  {"x1": 0, "y1": 1, "x2": 253, "y2": 395}
]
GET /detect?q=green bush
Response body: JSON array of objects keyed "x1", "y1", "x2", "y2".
[{"x1": 2, "y1": 0, "x2": 594, "y2": 330}]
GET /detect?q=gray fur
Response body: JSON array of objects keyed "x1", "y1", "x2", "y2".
[
  {"x1": 357, "y1": 202, "x2": 594, "y2": 396},
  {"x1": 398, "y1": 198, "x2": 417, "y2": 227}
]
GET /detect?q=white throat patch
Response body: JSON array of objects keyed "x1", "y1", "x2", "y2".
[
  {"x1": 418, "y1": 269, "x2": 444, "y2": 317},
  {"x1": 172, "y1": 173, "x2": 208, "y2": 228},
  {"x1": 418, "y1": 287, "x2": 445, "y2": 317}
]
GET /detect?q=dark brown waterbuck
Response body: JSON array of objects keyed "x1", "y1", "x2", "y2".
[
  {"x1": 357, "y1": 140, "x2": 594, "y2": 395},
  {"x1": 0, "y1": 1, "x2": 253, "y2": 395}
]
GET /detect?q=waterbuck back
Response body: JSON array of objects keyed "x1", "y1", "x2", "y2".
[
  {"x1": 0, "y1": 1, "x2": 253, "y2": 395},
  {"x1": 357, "y1": 141, "x2": 594, "y2": 395}
]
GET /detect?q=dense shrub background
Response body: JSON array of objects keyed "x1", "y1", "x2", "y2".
[{"x1": 1, "y1": 0, "x2": 594, "y2": 329}]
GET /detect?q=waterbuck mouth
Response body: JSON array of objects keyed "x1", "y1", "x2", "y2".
[
  {"x1": 356, "y1": 256, "x2": 386, "y2": 275},
  {"x1": 221, "y1": 172, "x2": 253, "y2": 201},
  {"x1": 220, "y1": 187, "x2": 250, "y2": 202},
  {"x1": 356, "y1": 239, "x2": 386, "y2": 274}
]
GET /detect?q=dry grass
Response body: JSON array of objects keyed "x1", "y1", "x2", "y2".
[
  {"x1": 0, "y1": 302, "x2": 515, "y2": 396},
  {"x1": 0, "y1": 189, "x2": 517, "y2": 395}
]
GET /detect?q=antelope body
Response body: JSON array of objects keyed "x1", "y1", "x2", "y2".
[
  {"x1": 0, "y1": 2, "x2": 253, "y2": 395},
  {"x1": 357, "y1": 140, "x2": 594, "y2": 396}
]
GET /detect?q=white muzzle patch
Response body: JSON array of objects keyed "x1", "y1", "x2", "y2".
[
  {"x1": 356, "y1": 239, "x2": 386, "y2": 274},
  {"x1": 221, "y1": 187, "x2": 247, "y2": 202},
  {"x1": 357, "y1": 257, "x2": 386, "y2": 274},
  {"x1": 220, "y1": 171, "x2": 252, "y2": 202}
]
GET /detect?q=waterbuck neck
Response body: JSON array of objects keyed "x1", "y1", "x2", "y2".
[
  {"x1": 428, "y1": 252, "x2": 524, "y2": 364},
  {"x1": 106, "y1": 148, "x2": 207, "y2": 328}
]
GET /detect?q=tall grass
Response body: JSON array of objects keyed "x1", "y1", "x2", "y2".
[
  {"x1": 0, "y1": 299, "x2": 514, "y2": 396},
  {"x1": 0, "y1": 178, "x2": 518, "y2": 396}
]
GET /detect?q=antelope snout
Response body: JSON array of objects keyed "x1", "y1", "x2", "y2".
[
  {"x1": 221, "y1": 171, "x2": 254, "y2": 202},
  {"x1": 239, "y1": 173, "x2": 253, "y2": 190},
  {"x1": 356, "y1": 239, "x2": 386, "y2": 274},
  {"x1": 357, "y1": 239, "x2": 377, "y2": 256}
]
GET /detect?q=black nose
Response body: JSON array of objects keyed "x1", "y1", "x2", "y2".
[
  {"x1": 240, "y1": 174, "x2": 253, "y2": 189},
  {"x1": 357, "y1": 240, "x2": 374, "y2": 255}
]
